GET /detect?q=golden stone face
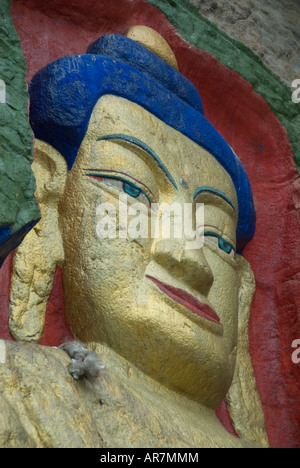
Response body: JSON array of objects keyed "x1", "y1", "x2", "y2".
[{"x1": 59, "y1": 94, "x2": 240, "y2": 409}]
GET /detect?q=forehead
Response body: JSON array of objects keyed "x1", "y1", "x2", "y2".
[{"x1": 81, "y1": 94, "x2": 238, "y2": 206}]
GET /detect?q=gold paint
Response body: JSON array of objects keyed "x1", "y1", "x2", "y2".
[
  {"x1": 124, "y1": 25, "x2": 179, "y2": 70},
  {"x1": 0, "y1": 340, "x2": 264, "y2": 448},
  {"x1": 227, "y1": 256, "x2": 269, "y2": 448},
  {"x1": 61, "y1": 95, "x2": 239, "y2": 409},
  {"x1": 9, "y1": 141, "x2": 67, "y2": 342},
  {"x1": 6, "y1": 95, "x2": 269, "y2": 447}
]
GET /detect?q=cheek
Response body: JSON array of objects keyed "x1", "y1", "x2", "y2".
[
  {"x1": 62, "y1": 173, "x2": 152, "y2": 258},
  {"x1": 205, "y1": 250, "x2": 239, "y2": 343},
  {"x1": 61, "y1": 179, "x2": 154, "y2": 299}
]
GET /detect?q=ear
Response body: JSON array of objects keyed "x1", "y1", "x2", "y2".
[
  {"x1": 9, "y1": 139, "x2": 68, "y2": 342},
  {"x1": 226, "y1": 255, "x2": 270, "y2": 447}
]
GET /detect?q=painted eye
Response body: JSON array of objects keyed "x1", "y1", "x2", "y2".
[
  {"x1": 218, "y1": 237, "x2": 234, "y2": 255},
  {"x1": 122, "y1": 182, "x2": 141, "y2": 198},
  {"x1": 203, "y1": 232, "x2": 236, "y2": 258},
  {"x1": 85, "y1": 173, "x2": 153, "y2": 208},
  {"x1": 105, "y1": 178, "x2": 151, "y2": 207}
]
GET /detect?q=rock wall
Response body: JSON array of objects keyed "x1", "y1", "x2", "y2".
[
  {"x1": 0, "y1": 0, "x2": 40, "y2": 266},
  {"x1": 148, "y1": 0, "x2": 300, "y2": 173},
  {"x1": 189, "y1": 0, "x2": 300, "y2": 88}
]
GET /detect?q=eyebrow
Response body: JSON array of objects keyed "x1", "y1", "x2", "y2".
[
  {"x1": 193, "y1": 186, "x2": 237, "y2": 214},
  {"x1": 97, "y1": 134, "x2": 178, "y2": 190}
]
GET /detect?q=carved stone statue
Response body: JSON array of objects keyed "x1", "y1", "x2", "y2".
[{"x1": 0, "y1": 27, "x2": 269, "y2": 448}]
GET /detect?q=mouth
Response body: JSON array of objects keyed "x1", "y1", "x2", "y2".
[{"x1": 146, "y1": 275, "x2": 221, "y2": 326}]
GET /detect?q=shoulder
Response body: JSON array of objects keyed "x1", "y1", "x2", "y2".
[{"x1": 0, "y1": 340, "x2": 103, "y2": 447}]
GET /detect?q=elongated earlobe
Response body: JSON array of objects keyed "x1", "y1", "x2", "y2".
[
  {"x1": 226, "y1": 255, "x2": 269, "y2": 447},
  {"x1": 9, "y1": 140, "x2": 67, "y2": 342}
]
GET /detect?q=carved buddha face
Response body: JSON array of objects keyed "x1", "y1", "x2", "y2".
[{"x1": 59, "y1": 94, "x2": 241, "y2": 408}]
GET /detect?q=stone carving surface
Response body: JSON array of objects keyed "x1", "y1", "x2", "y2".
[
  {"x1": 1, "y1": 0, "x2": 299, "y2": 448},
  {"x1": 1, "y1": 27, "x2": 270, "y2": 448}
]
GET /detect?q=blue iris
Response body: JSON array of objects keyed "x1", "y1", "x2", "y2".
[
  {"x1": 203, "y1": 232, "x2": 235, "y2": 256},
  {"x1": 218, "y1": 237, "x2": 233, "y2": 254},
  {"x1": 85, "y1": 172, "x2": 153, "y2": 207},
  {"x1": 122, "y1": 182, "x2": 141, "y2": 198}
]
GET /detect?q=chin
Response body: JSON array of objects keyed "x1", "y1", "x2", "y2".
[{"x1": 100, "y1": 299, "x2": 236, "y2": 407}]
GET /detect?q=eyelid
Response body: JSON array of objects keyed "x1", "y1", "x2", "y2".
[
  {"x1": 96, "y1": 134, "x2": 178, "y2": 191},
  {"x1": 200, "y1": 231, "x2": 236, "y2": 257},
  {"x1": 193, "y1": 187, "x2": 238, "y2": 217},
  {"x1": 83, "y1": 171, "x2": 154, "y2": 207},
  {"x1": 198, "y1": 225, "x2": 236, "y2": 247},
  {"x1": 83, "y1": 169, "x2": 157, "y2": 202}
]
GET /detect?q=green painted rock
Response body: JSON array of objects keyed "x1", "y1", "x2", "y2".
[{"x1": 0, "y1": 0, "x2": 40, "y2": 267}]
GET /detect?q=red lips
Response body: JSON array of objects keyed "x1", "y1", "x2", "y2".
[{"x1": 146, "y1": 275, "x2": 221, "y2": 325}]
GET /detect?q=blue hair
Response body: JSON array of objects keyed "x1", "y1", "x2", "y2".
[{"x1": 29, "y1": 34, "x2": 255, "y2": 253}]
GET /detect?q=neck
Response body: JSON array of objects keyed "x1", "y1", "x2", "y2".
[{"x1": 88, "y1": 341, "x2": 254, "y2": 448}]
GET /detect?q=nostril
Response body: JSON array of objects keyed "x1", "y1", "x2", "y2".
[{"x1": 152, "y1": 241, "x2": 214, "y2": 296}]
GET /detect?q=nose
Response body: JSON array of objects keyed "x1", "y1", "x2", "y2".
[{"x1": 151, "y1": 238, "x2": 214, "y2": 297}]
